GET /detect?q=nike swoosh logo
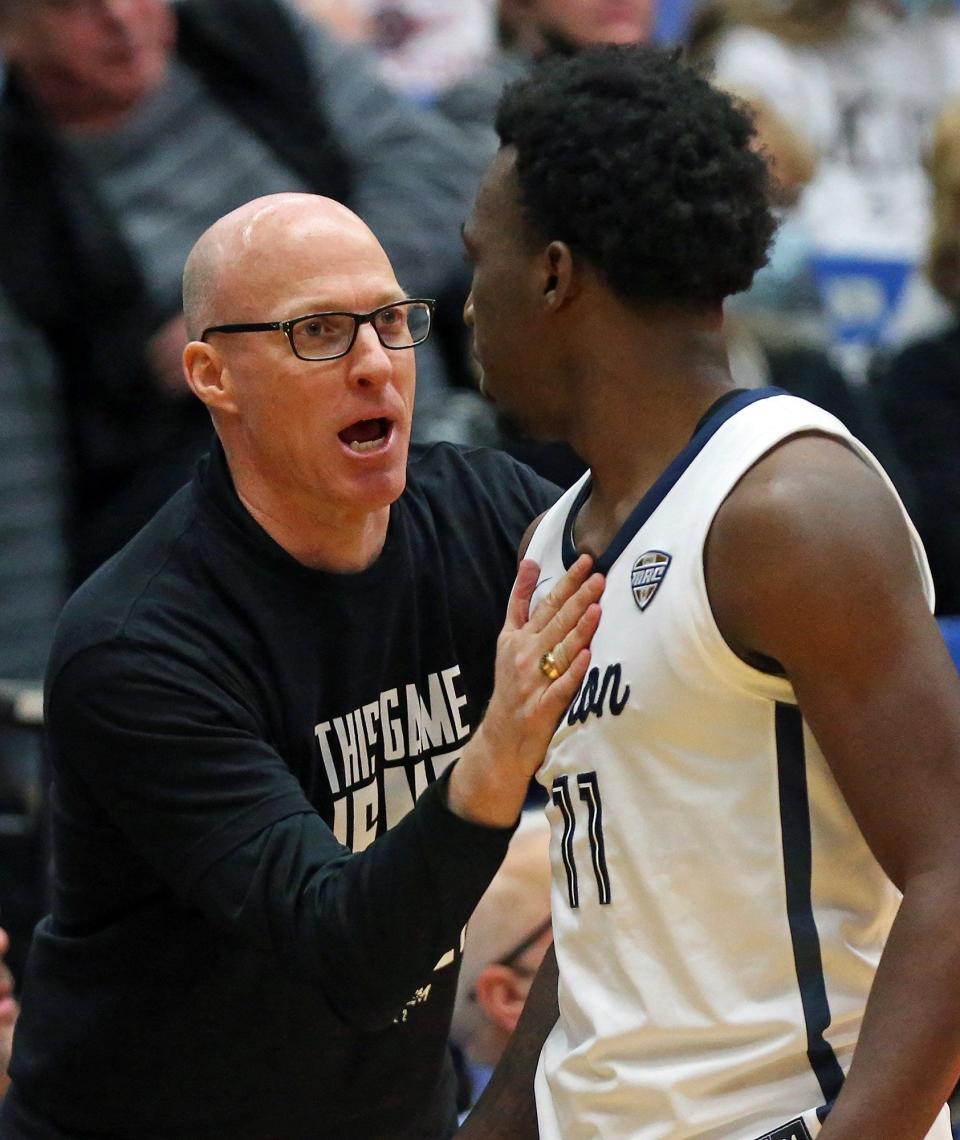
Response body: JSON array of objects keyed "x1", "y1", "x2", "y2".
[{"x1": 531, "y1": 577, "x2": 553, "y2": 616}]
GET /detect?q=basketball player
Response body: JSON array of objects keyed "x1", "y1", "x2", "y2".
[
  {"x1": 0, "y1": 193, "x2": 603, "y2": 1139},
  {"x1": 458, "y1": 46, "x2": 960, "y2": 1140}
]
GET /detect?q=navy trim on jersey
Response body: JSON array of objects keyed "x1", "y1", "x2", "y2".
[
  {"x1": 561, "y1": 387, "x2": 787, "y2": 573},
  {"x1": 775, "y1": 703, "x2": 846, "y2": 1106}
]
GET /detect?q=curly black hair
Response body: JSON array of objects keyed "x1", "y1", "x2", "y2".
[{"x1": 495, "y1": 44, "x2": 776, "y2": 307}]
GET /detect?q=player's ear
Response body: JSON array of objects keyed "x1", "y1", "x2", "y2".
[
  {"x1": 183, "y1": 341, "x2": 238, "y2": 415},
  {"x1": 541, "y1": 241, "x2": 578, "y2": 310}
]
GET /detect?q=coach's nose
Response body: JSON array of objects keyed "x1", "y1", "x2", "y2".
[{"x1": 346, "y1": 321, "x2": 393, "y2": 389}]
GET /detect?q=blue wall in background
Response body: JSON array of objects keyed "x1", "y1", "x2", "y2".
[{"x1": 655, "y1": 0, "x2": 697, "y2": 42}]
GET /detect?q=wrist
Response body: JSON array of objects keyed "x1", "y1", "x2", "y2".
[{"x1": 446, "y1": 725, "x2": 530, "y2": 829}]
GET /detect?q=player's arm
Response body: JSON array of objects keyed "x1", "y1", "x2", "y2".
[
  {"x1": 707, "y1": 433, "x2": 960, "y2": 1139},
  {"x1": 458, "y1": 943, "x2": 559, "y2": 1138}
]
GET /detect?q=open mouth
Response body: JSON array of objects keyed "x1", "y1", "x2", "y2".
[{"x1": 338, "y1": 417, "x2": 392, "y2": 454}]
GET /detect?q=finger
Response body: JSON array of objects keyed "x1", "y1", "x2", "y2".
[
  {"x1": 537, "y1": 571, "x2": 604, "y2": 653},
  {"x1": 527, "y1": 554, "x2": 594, "y2": 635},
  {"x1": 540, "y1": 643, "x2": 594, "y2": 714},
  {"x1": 503, "y1": 559, "x2": 541, "y2": 632},
  {"x1": 548, "y1": 598, "x2": 602, "y2": 676}
]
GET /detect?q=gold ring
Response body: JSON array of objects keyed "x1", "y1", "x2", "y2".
[{"x1": 538, "y1": 650, "x2": 561, "y2": 681}]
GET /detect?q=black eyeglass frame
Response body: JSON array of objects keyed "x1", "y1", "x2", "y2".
[
  {"x1": 200, "y1": 298, "x2": 436, "y2": 362},
  {"x1": 494, "y1": 914, "x2": 553, "y2": 970}
]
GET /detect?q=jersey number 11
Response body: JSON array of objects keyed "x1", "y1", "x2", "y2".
[{"x1": 552, "y1": 772, "x2": 612, "y2": 908}]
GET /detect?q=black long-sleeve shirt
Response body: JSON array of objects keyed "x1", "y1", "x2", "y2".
[{"x1": 3, "y1": 442, "x2": 557, "y2": 1139}]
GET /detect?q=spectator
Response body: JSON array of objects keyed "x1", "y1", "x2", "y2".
[
  {"x1": 0, "y1": 291, "x2": 64, "y2": 979},
  {"x1": 687, "y1": 1, "x2": 921, "y2": 502},
  {"x1": 0, "y1": 292, "x2": 65, "y2": 691},
  {"x1": 0, "y1": 192, "x2": 602, "y2": 1138},
  {"x1": 0, "y1": 0, "x2": 489, "y2": 588},
  {"x1": 0, "y1": 927, "x2": 17, "y2": 1099},
  {"x1": 452, "y1": 811, "x2": 552, "y2": 1111},
  {"x1": 290, "y1": 0, "x2": 372, "y2": 43},
  {"x1": 874, "y1": 98, "x2": 960, "y2": 616},
  {"x1": 439, "y1": 0, "x2": 657, "y2": 149},
  {"x1": 690, "y1": 0, "x2": 960, "y2": 356},
  {"x1": 295, "y1": 0, "x2": 501, "y2": 102}
]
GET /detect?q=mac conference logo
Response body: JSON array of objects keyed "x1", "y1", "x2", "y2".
[{"x1": 630, "y1": 550, "x2": 671, "y2": 611}]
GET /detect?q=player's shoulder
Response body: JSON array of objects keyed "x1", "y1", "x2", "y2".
[
  {"x1": 708, "y1": 429, "x2": 922, "y2": 618},
  {"x1": 713, "y1": 431, "x2": 901, "y2": 554},
  {"x1": 722, "y1": 429, "x2": 883, "y2": 514},
  {"x1": 706, "y1": 428, "x2": 934, "y2": 673}
]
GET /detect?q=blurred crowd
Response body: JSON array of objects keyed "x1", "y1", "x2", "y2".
[{"x1": 1, "y1": 0, "x2": 960, "y2": 1100}]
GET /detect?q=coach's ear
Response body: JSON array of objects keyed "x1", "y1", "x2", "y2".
[
  {"x1": 182, "y1": 341, "x2": 238, "y2": 416},
  {"x1": 541, "y1": 240, "x2": 579, "y2": 311}
]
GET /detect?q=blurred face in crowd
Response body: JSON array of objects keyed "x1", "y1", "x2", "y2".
[
  {"x1": 185, "y1": 195, "x2": 417, "y2": 524},
  {"x1": 520, "y1": 0, "x2": 656, "y2": 47},
  {"x1": 0, "y1": 0, "x2": 175, "y2": 128},
  {"x1": 452, "y1": 813, "x2": 553, "y2": 1067}
]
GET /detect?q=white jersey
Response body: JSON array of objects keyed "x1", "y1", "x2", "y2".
[{"x1": 529, "y1": 390, "x2": 946, "y2": 1140}]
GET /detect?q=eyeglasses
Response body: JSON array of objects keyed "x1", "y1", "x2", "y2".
[
  {"x1": 200, "y1": 298, "x2": 435, "y2": 362},
  {"x1": 495, "y1": 915, "x2": 552, "y2": 971}
]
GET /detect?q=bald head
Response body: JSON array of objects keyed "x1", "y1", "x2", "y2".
[
  {"x1": 452, "y1": 812, "x2": 552, "y2": 1054},
  {"x1": 182, "y1": 193, "x2": 389, "y2": 340},
  {"x1": 180, "y1": 192, "x2": 418, "y2": 554}
]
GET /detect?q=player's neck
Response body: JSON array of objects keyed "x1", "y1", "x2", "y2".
[{"x1": 567, "y1": 319, "x2": 734, "y2": 556}]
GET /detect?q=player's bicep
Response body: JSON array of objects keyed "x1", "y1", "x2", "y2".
[{"x1": 706, "y1": 435, "x2": 960, "y2": 888}]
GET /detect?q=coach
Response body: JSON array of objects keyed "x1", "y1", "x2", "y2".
[{"x1": 0, "y1": 193, "x2": 602, "y2": 1139}]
